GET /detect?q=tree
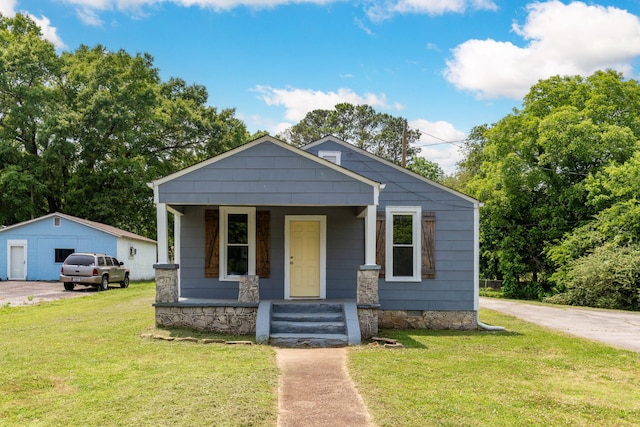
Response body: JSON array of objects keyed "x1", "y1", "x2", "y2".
[
  {"x1": 0, "y1": 14, "x2": 249, "y2": 237},
  {"x1": 0, "y1": 13, "x2": 62, "y2": 225},
  {"x1": 278, "y1": 103, "x2": 421, "y2": 165},
  {"x1": 466, "y1": 70, "x2": 640, "y2": 298},
  {"x1": 406, "y1": 156, "x2": 445, "y2": 182}
]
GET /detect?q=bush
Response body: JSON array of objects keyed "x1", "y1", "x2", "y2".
[
  {"x1": 544, "y1": 245, "x2": 640, "y2": 310},
  {"x1": 503, "y1": 280, "x2": 544, "y2": 300}
]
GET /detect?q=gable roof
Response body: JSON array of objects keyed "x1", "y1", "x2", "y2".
[
  {"x1": 0, "y1": 212, "x2": 156, "y2": 244},
  {"x1": 302, "y1": 135, "x2": 480, "y2": 205},
  {"x1": 150, "y1": 135, "x2": 381, "y2": 189}
]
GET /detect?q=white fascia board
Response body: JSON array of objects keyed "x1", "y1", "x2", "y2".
[
  {"x1": 151, "y1": 134, "x2": 383, "y2": 194},
  {"x1": 302, "y1": 136, "x2": 479, "y2": 205}
]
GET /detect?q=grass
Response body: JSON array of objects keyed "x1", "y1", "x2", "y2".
[
  {"x1": 0, "y1": 282, "x2": 278, "y2": 427},
  {"x1": 350, "y1": 309, "x2": 640, "y2": 427},
  {"x1": 2, "y1": 284, "x2": 639, "y2": 426}
]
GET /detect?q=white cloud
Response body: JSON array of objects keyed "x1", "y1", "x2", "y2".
[
  {"x1": 410, "y1": 119, "x2": 466, "y2": 174},
  {"x1": 444, "y1": 1, "x2": 640, "y2": 99},
  {"x1": 366, "y1": 0, "x2": 497, "y2": 21},
  {"x1": 29, "y1": 14, "x2": 67, "y2": 49},
  {"x1": 0, "y1": 0, "x2": 17, "y2": 16},
  {"x1": 76, "y1": 7, "x2": 105, "y2": 26},
  {"x1": 0, "y1": 0, "x2": 65, "y2": 48},
  {"x1": 252, "y1": 85, "x2": 400, "y2": 122}
]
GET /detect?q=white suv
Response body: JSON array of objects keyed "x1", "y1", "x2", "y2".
[{"x1": 60, "y1": 253, "x2": 130, "y2": 291}]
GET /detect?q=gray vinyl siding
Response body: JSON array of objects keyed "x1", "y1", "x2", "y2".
[
  {"x1": 157, "y1": 141, "x2": 376, "y2": 206},
  {"x1": 304, "y1": 139, "x2": 477, "y2": 311},
  {"x1": 179, "y1": 205, "x2": 364, "y2": 300}
]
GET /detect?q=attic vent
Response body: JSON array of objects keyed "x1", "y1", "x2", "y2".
[
  {"x1": 318, "y1": 150, "x2": 341, "y2": 165},
  {"x1": 53, "y1": 217, "x2": 61, "y2": 227}
]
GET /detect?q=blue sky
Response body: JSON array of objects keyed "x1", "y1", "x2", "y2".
[{"x1": 4, "y1": 0, "x2": 640, "y2": 173}]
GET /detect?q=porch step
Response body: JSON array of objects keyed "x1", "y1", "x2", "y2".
[{"x1": 268, "y1": 303, "x2": 349, "y2": 348}]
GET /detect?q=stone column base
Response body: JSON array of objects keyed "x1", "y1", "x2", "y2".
[
  {"x1": 357, "y1": 307, "x2": 379, "y2": 338},
  {"x1": 154, "y1": 264, "x2": 179, "y2": 303},
  {"x1": 238, "y1": 275, "x2": 259, "y2": 303}
]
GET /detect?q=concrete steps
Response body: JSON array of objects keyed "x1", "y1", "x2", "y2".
[{"x1": 256, "y1": 302, "x2": 362, "y2": 348}]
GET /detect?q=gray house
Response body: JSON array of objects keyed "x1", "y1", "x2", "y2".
[{"x1": 149, "y1": 135, "x2": 481, "y2": 346}]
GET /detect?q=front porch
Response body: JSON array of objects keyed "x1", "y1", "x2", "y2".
[{"x1": 152, "y1": 264, "x2": 381, "y2": 346}]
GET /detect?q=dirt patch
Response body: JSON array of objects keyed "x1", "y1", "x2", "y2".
[{"x1": 0, "y1": 280, "x2": 96, "y2": 307}]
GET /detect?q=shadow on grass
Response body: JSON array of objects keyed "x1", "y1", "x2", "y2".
[{"x1": 370, "y1": 328, "x2": 521, "y2": 348}]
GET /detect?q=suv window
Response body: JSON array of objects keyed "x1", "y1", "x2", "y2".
[
  {"x1": 98, "y1": 257, "x2": 105, "y2": 266},
  {"x1": 64, "y1": 255, "x2": 95, "y2": 266},
  {"x1": 112, "y1": 257, "x2": 120, "y2": 265},
  {"x1": 106, "y1": 257, "x2": 114, "y2": 266}
]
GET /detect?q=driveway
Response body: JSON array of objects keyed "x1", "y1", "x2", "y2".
[
  {"x1": 0, "y1": 280, "x2": 96, "y2": 307},
  {"x1": 480, "y1": 297, "x2": 640, "y2": 352}
]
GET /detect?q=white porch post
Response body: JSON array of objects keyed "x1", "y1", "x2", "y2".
[
  {"x1": 473, "y1": 202, "x2": 482, "y2": 311},
  {"x1": 364, "y1": 204, "x2": 377, "y2": 266},
  {"x1": 156, "y1": 202, "x2": 169, "y2": 264},
  {"x1": 172, "y1": 210, "x2": 181, "y2": 265}
]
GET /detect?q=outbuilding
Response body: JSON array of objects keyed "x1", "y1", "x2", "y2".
[{"x1": 0, "y1": 212, "x2": 157, "y2": 282}]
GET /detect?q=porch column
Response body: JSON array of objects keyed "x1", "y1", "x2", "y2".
[
  {"x1": 156, "y1": 203, "x2": 169, "y2": 264},
  {"x1": 171, "y1": 209, "x2": 182, "y2": 265},
  {"x1": 357, "y1": 265, "x2": 380, "y2": 338},
  {"x1": 363, "y1": 204, "x2": 377, "y2": 267},
  {"x1": 171, "y1": 209, "x2": 182, "y2": 295}
]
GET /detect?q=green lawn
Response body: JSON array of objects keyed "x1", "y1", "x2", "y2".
[
  {"x1": 0, "y1": 282, "x2": 278, "y2": 427},
  {"x1": 2, "y1": 284, "x2": 639, "y2": 427},
  {"x1": 350, "y1": 309, "x2": 640, "y2": 427}
]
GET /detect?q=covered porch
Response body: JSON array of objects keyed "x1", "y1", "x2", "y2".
[
  {"x1": 148, "y1": 137, "x2": 385, "y2": 344},
  {"x1": 152, "y1": 265, "x2": 381, "y2": 345}
]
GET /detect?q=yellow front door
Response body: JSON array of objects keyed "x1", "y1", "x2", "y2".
[{"x1": 289, "y1": 220, "x2": 320, "y2": 298}]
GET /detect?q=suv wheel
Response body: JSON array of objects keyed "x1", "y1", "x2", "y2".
[
  {"x1": 64, "y1": 283, "x2": 75, "y2": 291},
  {"x1": 120, "y1": 275, "x2": 130, "y2": 288},
  {"x1": 100, "y1": 275, "x2": 109, "y2": 291}
]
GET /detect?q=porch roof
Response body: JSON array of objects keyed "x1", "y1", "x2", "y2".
[{"x1": 150, "y1": 135, "x2": 382, "y2": 207}]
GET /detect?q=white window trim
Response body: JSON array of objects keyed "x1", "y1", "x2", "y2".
[
  {"x1": 318, "y1": 150, "x2": 342, "y2": 165},
  {"x1": 385, "y1": 206, "x2": 421, "y2": 282},
  {"x1": 219, "y1": 206, "x2": 256, "y2": 281},
  {"x1": 7, "y1": 240, "x2": 28, "y2": 280},
  {"x1": 53, "y1": 217, "x2": 61, "y2": 227}
]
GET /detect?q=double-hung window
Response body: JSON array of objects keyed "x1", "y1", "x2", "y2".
[
  {"x1": 220, "y1": 206, "x2": 256, "y2": 280},
  {"x1": 385, "y1": 206, "x2": 421, "y2": 282}
]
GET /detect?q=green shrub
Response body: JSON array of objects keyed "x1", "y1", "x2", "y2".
[
  {"x1": 503, "y1": 279, "x2": 544, "y2": 300},
  {"x1": 544, "y1": 245, "x2": 640, "y2": 310}
]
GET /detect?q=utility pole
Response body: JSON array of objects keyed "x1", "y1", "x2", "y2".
[{"x1": 401, "y1": 119, "x2": 407, "y2": 167}]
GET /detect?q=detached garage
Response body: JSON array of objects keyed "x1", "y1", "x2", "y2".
[{"x1": 0, "y1": 212, "x2": 157, "y2": 282}]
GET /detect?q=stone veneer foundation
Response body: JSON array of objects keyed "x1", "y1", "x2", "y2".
[
  {"x1": 155, "y1": 305, "x2": 257, "y2": 334},
  {"x1": 379, "y1": 310, "x2": 478, "y2": 330},
  {"x1": 153, "y1": 264, "x2": 477, "y2": 337}
]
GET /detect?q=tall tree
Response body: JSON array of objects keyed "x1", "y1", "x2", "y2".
[
  {"x1": 0, "y1": 14, "x2": 248, "y2": 237},
  {"x1": 0, "y1": 13, "x2": 61, "y2": 225},
  {"x1": 466, "y1": 70, "x2": 640, "y2": 298},
  {"x1": 278, "y1": 103, "x2": 421, "y2": 165}
]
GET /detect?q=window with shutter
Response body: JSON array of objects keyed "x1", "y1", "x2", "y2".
[
  {"x1": 379, "y1": 207, "x2": 435, "y2": 281},
  {"x1": 205, "y1": 208, "x2": 270, "y2": 280}
]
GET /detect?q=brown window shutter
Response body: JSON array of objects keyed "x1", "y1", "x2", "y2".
[
  {"x1": 422, "y1": 212, "x2": 436, "y2": 279},
  {"x1": 256, "y1": 210, "x2": 270, "y2": 278},
  {"x1": 376, "y1": 211, "x2": 385, "y2": 278},
  {"x1": 204, "y1": 210, "x2": 219, "y2": 278}
]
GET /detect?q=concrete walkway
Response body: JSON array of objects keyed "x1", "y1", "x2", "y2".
[
  {"x1": 480, "y1": 297, "x2": 640, "y2": 352},
  {"x1": 276, "y1": 348, "x2": 374, "y2": 427}
]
